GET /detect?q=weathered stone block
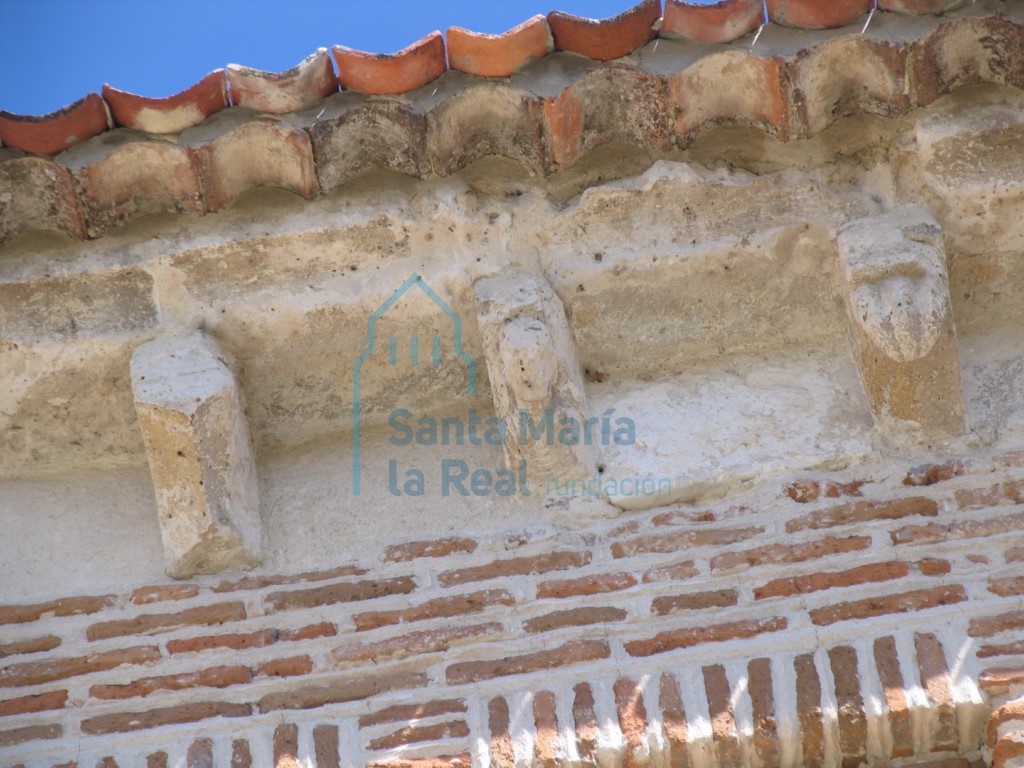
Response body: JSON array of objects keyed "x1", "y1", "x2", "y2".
[
  {"x1": 788, "y1": 37, "x2": 909, "y2": 137},
  {"x1": 130, "y1": 332, "x2": 261, "y2": 578},
  {"x1": 309, "y1": 101, "x2": 428, "y2": 193},
  {"x1": 474, "y1": 271, "x2": 595, "y2": 495},
  {"x1": 837, "y1": 207, "x2": 966, "y2": 441},
  {"x1": 544, "y1": 67, "x2": 671, "y2": 169},
  {"x1": 193, "y1": 118, "x2": 317, "y2": 211},
  {"x1": 427, "y1": 84, "x2": 547, "y2": 177},
  {"x1": 75, "y1": 139, "x2": 204, "y2": 237},
  {"x1": 0, "y1": 157, "x2": 86, "y2": 245},
  {"x1": 669, "y1": 50, "x2": 788, "y2": 142}
]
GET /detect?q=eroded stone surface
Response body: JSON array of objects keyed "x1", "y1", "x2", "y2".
[
  {"x1": 130, "y1": 332, "x2": 261, "y2": 578},
  {"x1": 475, "y1": 271, "x2": 595, "y2": 494},
  {"x1": 0, "y1": 157, "x2": 85, "y2": 245},
  {"x1": 838, "y1": 207, "x2": 966, "y2": 441}
]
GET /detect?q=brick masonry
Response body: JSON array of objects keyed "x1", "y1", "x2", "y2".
[{"x1": 1, "y1": 448, "x2": 1022, "y2": 766}]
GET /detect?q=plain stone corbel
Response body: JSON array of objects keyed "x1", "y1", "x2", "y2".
[
  {"x1": 130, "y1": 330, "x2": 261, "y2": 579},
  {"x1": 837, "y1": 207, "x2": 967, "y2": 443},
  {"x1": 474, "y1": 271, "x2": 596, "y2": 495}
]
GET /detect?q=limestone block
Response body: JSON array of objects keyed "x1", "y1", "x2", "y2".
[
  {"x1": 130, "y1": 331, "x2": 261, "y2": 578},
  {"x1": 0, "y1": 156, "x2": 85, "y2": 245},
  {"x1": 474, "y1": 271, "x2": 595, "y2": 495},
  {"x1": 837, "y1": 207, "x2": 966, "y2": 441},
  {"x1": 912, "y1": 97, "x2": 1024, "y2": 256}
]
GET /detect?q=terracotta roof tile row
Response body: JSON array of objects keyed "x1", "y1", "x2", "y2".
[
  {"x1": 1, "y1": 11, "x2": 1021, "y2": 244},
  {"x1": 0, "y1": 0, "x2": 992, "y2": 155}
]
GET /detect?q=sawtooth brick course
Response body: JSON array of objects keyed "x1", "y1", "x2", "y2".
[
  {"x1": 795, "y1": 653, "x2": 825, "y2": 768},
  {"x1": 313, "y1": 725, "x2": 340, "y2": 768},
  {"x1": 488, "y1": 696, "x2": 515, "y2": 768},
  {"x1": 232, "y1": 739, "x2": 252, "y2": 768},
  {"x1": 573, "y1": 683, "x2": 601, "y2": 764},
  {"x1": 748, "y1": 658, "x2": 780, "y2": 768},
  {"x1": 660, "y1": 672, "x2": 690, "y2": 768},
  {"x1": 915, "y1": 633, "x2": 958, "y2": 752},
  {"x1": 187, "y1": 737, "x2": 214, "y2": 768},
  {"x1": 704, "y1": 664, "x2": 742, "y2": 768},
  {"x1": 614, "y1": 677, "x2": 650, "y2": 768},
  {"x1": 273, "y1": 723, "x2": 300, "y2": 768},
  {"x1": 533, "y1": 689, "x2": 560, "y2": 768},
  {"x1": 829, "y1": 646, "x2": 867, "y2": 768},
  {"x1": 874, "y1": 636, "x2": 915, "y2": 758}
]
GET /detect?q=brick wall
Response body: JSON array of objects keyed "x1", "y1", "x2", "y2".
[{"x1": 1, "y1": 448, "x2": 1023, "y2": 768}]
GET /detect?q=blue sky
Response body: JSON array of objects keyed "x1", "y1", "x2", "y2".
[{"x1": 0, "y1": 0, "x2": 718, "y2": 116}]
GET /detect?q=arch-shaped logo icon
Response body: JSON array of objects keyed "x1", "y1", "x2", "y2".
[{"x1": 352, "y1": 274, "x2": 477, "y2": 496}]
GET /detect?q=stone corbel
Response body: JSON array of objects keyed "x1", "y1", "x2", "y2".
[
  {"x1": 474, "y1": 271, "x2": 595, "y2": 495},
  {"x1": 130, "y1": 331, "x2": 262, "y2": 578},
  {"x1": 837, "y1": 207, "x2": 966, "y2": 442}
]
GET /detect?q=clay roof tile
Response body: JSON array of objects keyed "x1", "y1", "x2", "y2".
[
  {"x1": 447, "y1": 15, "x2": 554, "y2": 78},
  {"x1": 227, "y1": 48, "x2": 338, "y2": 114},
  {"x1": 333, "y1": 31, "x2": 447, "y2": 95},
  {"x1": 103, "y1": 70, "x2": 228, "y2": 134},
  {"x1": 662, "y1": 0, "x2": 765, "y2": 44},
  {"x1": 548, "y1": 0, "x2": 662, "y2": 61},
  {"x1": 0, "y1": 92, "x2": 109, "y2": 156}
]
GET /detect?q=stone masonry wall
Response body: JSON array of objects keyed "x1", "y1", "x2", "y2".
[{"x1": 1, "y1": 449, "x2": 1022, "y2": 768}]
